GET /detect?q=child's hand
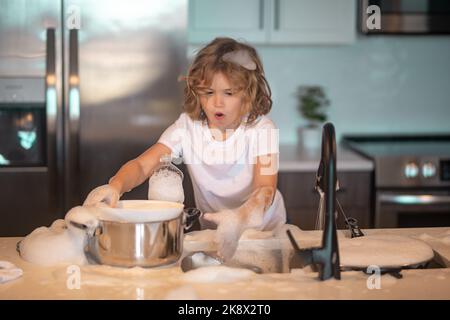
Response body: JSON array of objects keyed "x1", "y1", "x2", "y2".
[
  {"x1": 202, "y1": 187, "x2": 273, "y2": 262},
  {"x1": 83, "y1": 184, "x2": 121, "y2": 207},
  {"x1": 203, "y1": 210, "x2": 245, "y2": 262}
]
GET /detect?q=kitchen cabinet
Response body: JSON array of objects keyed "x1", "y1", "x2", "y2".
[
  {"x1": 188, "y1": 0, "x2": 356, "y2": 45},
  {"x1": 278, "y1": 171, "x2": 373, "y2": 230},
  {"x1": 188, "y1": 0, "x2": 268, "y2": 44}
]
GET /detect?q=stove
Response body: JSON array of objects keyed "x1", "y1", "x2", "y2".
[{"x1": 343, "y1": 135, "x2": 450, "y2": 228}]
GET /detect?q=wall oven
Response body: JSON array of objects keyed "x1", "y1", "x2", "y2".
[
  {"x1": 376, "y1": 190, "x2": 450, "y2": 228},
  {"x1": 344, "y1": 136, "x2": 450, "y2": 228}
]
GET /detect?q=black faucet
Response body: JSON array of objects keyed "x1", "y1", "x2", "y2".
[{"x1": 286, "y1": 122, "x2": 341, "y2": 280}]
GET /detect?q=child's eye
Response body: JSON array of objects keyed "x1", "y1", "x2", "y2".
[
  {"x1": 224, "y1": 91, "x2": 233, "y2": 96},
  {"x1": 198, "y1": 90, "x2": 213, "y2": 96}
]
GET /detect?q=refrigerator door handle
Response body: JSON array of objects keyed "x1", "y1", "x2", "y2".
[
  {"x1": 65, "y1": 28, "x2": 81, "y2": 210},
  {"x1": 45, "y1": 28, "x2": 60, "y2": 213}
]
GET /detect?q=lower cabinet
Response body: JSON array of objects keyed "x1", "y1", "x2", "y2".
[{"x1": 278, "y1": 171, "x2": 373, "y2": 230}]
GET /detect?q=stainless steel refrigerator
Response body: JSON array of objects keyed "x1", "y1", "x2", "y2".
[{"x1": 0, "y1": 0, "x2": 188, "y2": 236}]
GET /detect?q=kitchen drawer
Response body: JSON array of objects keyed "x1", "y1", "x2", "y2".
[
  {"x1": 278, "y1": 172, "x2": 319, "y2": 208},
  {"x1": 285, "y1": 207, "x2": 317, "y2": 230},
  {"x1": 278, "y1": 172, "x2": 372, "y2": 208},
  {"x1": 336, "y1": 172, "x2": 372, "y2": 207}
]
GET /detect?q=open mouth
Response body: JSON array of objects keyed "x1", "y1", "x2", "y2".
[{"x1": 214, "y1": 112, "x2": 225, "y2": 120}]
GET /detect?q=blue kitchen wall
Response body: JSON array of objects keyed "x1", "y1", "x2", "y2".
[{"x1": 256, "y1": 36, "x2": 450, "y2": 144}]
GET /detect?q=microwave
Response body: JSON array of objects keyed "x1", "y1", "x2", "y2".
[{"x1": 360, "y1": 0, "x2": 450, "y2": 34}]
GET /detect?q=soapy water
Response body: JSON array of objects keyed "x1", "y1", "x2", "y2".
[{"x1": 148, "y1": 168, "x2": 184, "y2": 204}]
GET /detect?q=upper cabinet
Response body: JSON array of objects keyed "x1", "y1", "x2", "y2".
[
  {"x1": 269, "y1": 0, "x2": 356, "y2": 44},
  {"x1": 188, "y1": 0, "x2": 356, "y2": 45},
  {"x1": 188, "y1": 0, "x2": 268, "y2": 44}
]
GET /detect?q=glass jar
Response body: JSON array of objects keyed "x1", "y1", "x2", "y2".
[{"x1": 148, "y1": 154, "x2": 185, "y2": 203}]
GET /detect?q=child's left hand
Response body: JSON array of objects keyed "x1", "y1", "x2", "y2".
[{"x1": 203, "y1": 210, "x2": 244, "y2": 262}]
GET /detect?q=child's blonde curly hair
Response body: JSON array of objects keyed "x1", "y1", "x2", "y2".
[{"x1": 181, "y1": 37, "x2": 272, "y2": 125}]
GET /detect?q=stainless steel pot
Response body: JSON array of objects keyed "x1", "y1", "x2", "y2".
[{"x1": 70, "y1": 205, "x2": 201, "y2": 268}]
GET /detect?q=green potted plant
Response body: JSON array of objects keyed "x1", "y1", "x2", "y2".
[{"x1": 296, "y1": 85, "x2": 330, "y2": 150}]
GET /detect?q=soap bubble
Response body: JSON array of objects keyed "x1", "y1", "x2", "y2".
[{"x1": 148, "y1": 168, "x2": 185, "y2": 203}]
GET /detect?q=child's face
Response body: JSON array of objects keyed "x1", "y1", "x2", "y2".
[{"x1": 198, "y1": 72, "x2": 245, "y2": 132}]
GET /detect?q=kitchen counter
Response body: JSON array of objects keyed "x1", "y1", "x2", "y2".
[
  {"x1": 1, "y1": 225, "x2": 449, "y2": 300},
  {"x1": 279, "y1": 144, "x2": 373, "y2": 172}
]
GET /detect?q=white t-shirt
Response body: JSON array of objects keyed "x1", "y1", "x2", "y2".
[{"x1": 157, "y1": 112, "x2": 286, "y2": 231}]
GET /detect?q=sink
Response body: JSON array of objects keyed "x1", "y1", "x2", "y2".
[
  {"x1": 182, "y1": 236, "x2": 293, "y2": 274},
  {"x1": 182, "y1": 239, "x2": 449, "y2": 274},
  {"x1": 182, "y1": 227, "x2": 449, "y2": 275}
]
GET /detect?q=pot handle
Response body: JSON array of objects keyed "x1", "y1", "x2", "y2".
[{"x1": 183, "y1": 208, "x2": 202, "y2": 231}]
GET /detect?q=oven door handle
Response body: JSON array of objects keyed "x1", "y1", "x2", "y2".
[{"x1": 379, "y1": 194, "x2": 450, "y2": 205}]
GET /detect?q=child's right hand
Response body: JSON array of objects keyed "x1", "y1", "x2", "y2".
[{"x1": 83, "y1": 184, "x2": 121, "y2": 207}]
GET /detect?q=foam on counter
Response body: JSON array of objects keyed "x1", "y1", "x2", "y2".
[
  {"x1": 19, "y1": 218, "x2": 88, "y2": 266},
  {"x1": 180, "y1": 265, "x2": 256, "y2": 283},
  {"x1": 340, "y1": 234, "x2": 434, "y2": 268}
]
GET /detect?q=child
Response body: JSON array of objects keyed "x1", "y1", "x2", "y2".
[{"x1": 84, "y1": 37, "x2": 287, "y2": 261}]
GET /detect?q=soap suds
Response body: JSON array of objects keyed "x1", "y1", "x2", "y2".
[
  {"x1": 19, "y1": 218, "x2": 88, "y2": 266},
  {"x1": 99, "y1": 200, "x2": 184, "y2": 223},
  {"x1": 181, "y1": 265, "x2": 256, "y2": 283},
  {"x1": 0, "y1": 261, "x2": 23, "y2": 283},
  {"x1": 148, "y1": 168, "x2": 184, "y2": 203},
  {"x1": 340, "y1": 235, "x2": 434, "y2": 268}
]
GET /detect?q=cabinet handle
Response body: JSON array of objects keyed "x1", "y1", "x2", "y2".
[
  {"x1": 259, "y1": 0, "x2": 264, "y2": 29},
  {"x1": 274, "y1": 0, "x2": 280, "y2": 30},
  {"x1": 379, "y1": 194, "x2": 450, "y2": 205}
]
